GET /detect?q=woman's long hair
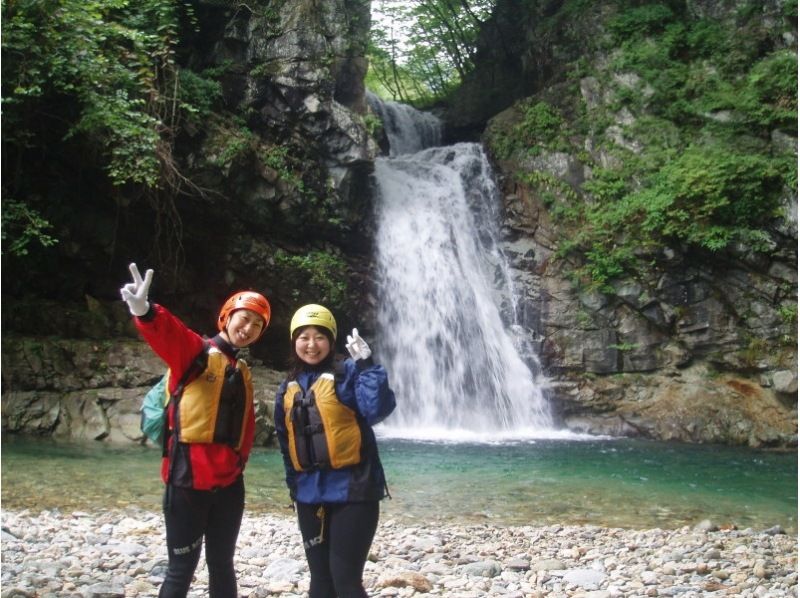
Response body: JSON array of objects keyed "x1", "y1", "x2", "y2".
[{"x1": 287, "y1": 325, "x2": 336, "y2": 381}]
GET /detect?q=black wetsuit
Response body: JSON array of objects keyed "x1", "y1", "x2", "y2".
[
  {"x1": 296, "y1": 501, "x2": 381, "y2": 598},
  {"x1": 158, "y1": 476, "x2": 244, "y2": 598}
]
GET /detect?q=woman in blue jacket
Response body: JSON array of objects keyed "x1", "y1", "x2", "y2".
[{"x1": 274, "y1": 304, "x2": 396, "y2": 598}]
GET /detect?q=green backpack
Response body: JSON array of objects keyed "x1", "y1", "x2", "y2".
[{"x1": 140, "y1": 343, "x2": 209, "y2": 445}]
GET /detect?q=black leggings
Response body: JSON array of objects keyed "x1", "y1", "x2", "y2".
[
  {"x1": 296, "y1": 501, "x2": 380, "y2": 598},
  {"x1": 158, "y1": 477, "x2": 245, "y2": 598}
]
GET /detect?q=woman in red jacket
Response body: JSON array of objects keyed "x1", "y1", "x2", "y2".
[{"x1": 121, "y1": 262, "x2": 270, "y2": 598}]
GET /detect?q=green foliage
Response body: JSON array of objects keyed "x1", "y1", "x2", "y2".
[
  {"x1": 637, "y1": 146, "x2": 784, "y2": 246},
  {"x1": 1, "y1": 0, "x2": 208, "y2": 260},
  {"x1": 366, "y1": 34, "x2": 444, "y2": 104},
  {"x1": 610, "y1": 9, "x2": 798, "y2": 130},
  {"x1": 207, "y1": 123, "x2": 255, "y2": 168},
  {"x1": 259, "y1": 145, "x2": 306, "y2": 193},
  {"x1": 487, "y1": 101, "x2": 568, "y2": 159},
  {"x1": 778, "y1": 303, "x2": 798, "y2": 345},
  {"x1": 778, "y1": 303, "x2": 798, "y2": 327},
  {"x1": 739, "y1": 50, "x2": 798, "y2": 129},
  {"x1": 608, "y1": 342, "x2": 640, "y2": 352},
  {"x1": 518, "y1": 170, "x2": 580, "y2": 216},
  {"x1": 362, "y1": 112, "x2": 383, "y2": 139},
  {"x1": 177, "y1": 68, "x2": 224, "y2": 128},
  {"x1": 485, "y1": 120, "x2": 518, "y2": 160},
  {"x1": 518, "y1": 102, "x2": 565, "y2": 148},
  {"x1": 274, "y1": 250, "x2": 349, "y2": 307},
  {"x1": 502, "y1": 2, "x2": 798, "y2": 289},
  {"x1": 2, "y1": 0, "x2": 182, "y2": 186},
  {"x1": 581, "y1": 168, "x2": 629, "y2": 204},
  {"x1": 1, "y1": 199, "x2": 58, "y2": 256},
  {"x1": 205, "y1": 123, "x2": 309, "y2": 194},
  {"x1": 607, "y1": 4, "x2": 677, "y2": 41},
  {"x1": 557, "y1": 142, "x2": 786, "y2": 287},
  {"x1": 261, "y1": 144, "x2": 291, "y2": 173},
  {"x1": 580, "y1": 245, "x2": 634, "y2": 290},
  {"x1": 368, "y1": 0, "x2": 493, "y2": 104}
]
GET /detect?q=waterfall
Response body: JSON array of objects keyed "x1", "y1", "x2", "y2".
[
  {"x1": 369, "y1": 95, "x2": 554, "y2": 440},
  {"x1": 367, "y1": 92, "x2": 442, "y2": 156}
]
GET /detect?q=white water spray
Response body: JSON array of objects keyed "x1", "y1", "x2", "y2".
[
  {"x1": 370, "y1": 97, "x2": 554, "y2": 440},
  {"x1": 367, "y1": 92, "x2": 442, "y2": 156}
]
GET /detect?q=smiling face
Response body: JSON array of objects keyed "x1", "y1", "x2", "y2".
[
  {"x1": 222, "y1": 308, "x2": 265, "y2": 348},
  {"x1": 294, "y1": 325, "x2": 332, "y2": 366}
]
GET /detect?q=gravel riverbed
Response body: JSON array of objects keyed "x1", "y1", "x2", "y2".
[{"x1": 1, "y1": 508, "x2": 796, "y2": 597}]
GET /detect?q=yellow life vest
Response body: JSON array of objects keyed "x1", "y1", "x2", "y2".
[
  {"x1": 173, "y1": 348, "x2": 252, "y2": 450},
  {"x1": 283, "y1": 372, "x2": 363, "y2": 471}
]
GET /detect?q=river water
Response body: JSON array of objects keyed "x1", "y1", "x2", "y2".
[{"x1": 2, "y1": 436, "x2": 795, "y2": 533}]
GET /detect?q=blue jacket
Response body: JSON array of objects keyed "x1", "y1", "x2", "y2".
[{"x1": 274, "y1": 357, "x2": 396, "y2": 503}]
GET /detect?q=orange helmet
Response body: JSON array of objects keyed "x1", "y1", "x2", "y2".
[{"x1": 217, "y1": 291, "x2": 271, "y2": 339}]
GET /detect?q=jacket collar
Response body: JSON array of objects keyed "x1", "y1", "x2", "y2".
[{"x1": 210, "y1": 333, "x2": 239, "y2": 361}]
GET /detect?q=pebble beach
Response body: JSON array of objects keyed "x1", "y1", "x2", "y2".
[{"x1": 1, "y1": 508, "x2": 796, "y2": 598}]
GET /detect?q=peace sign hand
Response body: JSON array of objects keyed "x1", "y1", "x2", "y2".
[
  {"x1": 120, "y1": 262, "x2": 153, "y2": 317},
  {"x1": 346, "y1": 328, "x2": 372, "y2": 361}
]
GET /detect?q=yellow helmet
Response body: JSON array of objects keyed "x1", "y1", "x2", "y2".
[{"x1": 290, "y1": 304, "x2": 337, "y2": 340}]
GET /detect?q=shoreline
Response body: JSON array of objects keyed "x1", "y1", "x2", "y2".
[{"x1": 2, "y1": 507, "x2": 797, "y2": 597}]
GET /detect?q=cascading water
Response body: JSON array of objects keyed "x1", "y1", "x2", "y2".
[
  {"x1": 367, "y1": 92, "x2": 442, "y2": 156},
  {"x1": 370, "y1": 96, "x2": 554, "y2": 440}
]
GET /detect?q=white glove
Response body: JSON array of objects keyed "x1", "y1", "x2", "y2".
[
  {"x1": 345, "y1": 328, "x2": 372, "y2": 361},
  {"x1": 120, "y1": 262, "x2": 153, "y2": 317}
]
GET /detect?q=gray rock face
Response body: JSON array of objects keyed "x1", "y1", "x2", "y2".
[
  {"x1": 1, "y1": 339, "x2": 283, "y2": 446},
  {"x1": 467, "y1": 0, "x2": 797, "y2": 447},
  {"x1": 208, "y1": 0, "x2": 377, "y2": 193},
  {"x1": 500, "y1": 143, "x2": 797, "y2": 446},
  {"x1": 492, "y1": 144, "x2": 797, "y2": 447},
  {"x1": 493, "y1": 143, "x2": 796, "y2": 446}
]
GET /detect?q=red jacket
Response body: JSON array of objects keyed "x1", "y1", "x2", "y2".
[{"x1": 135, "y1": 304, "x2": 256, "y2": 490}]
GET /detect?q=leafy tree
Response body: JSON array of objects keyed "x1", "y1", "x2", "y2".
[
  {"x1": 3, "y1": 0, "x2": 179, "y2": 187},
  {"x1": 1, "y1": 0, "x2": 205, "y2": 259},
  {"x1": 1, "y1": 199, "x2": 58, "y2": 256},
  {"x1": 367, "y1": 25, "x2": 416, "y2": 102},
  {"x1": 274, "y1": 249, "x2": 350, "y2": 308},
  {"x1": 368, "y1": 0, "x2": 494, "y2": 104}
]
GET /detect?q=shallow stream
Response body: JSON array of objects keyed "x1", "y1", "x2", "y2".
[{"x1": 2, "y1": 436, "x2": 795, "y2": 533}]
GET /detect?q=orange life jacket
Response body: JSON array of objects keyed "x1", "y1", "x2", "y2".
[{"x1": 282, "y1": 372, "x2": 363, "y2": 471}]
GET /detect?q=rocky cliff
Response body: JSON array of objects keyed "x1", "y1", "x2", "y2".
[{"x1": 448, "y1": 0, "x2": 797, "y2": 446}]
